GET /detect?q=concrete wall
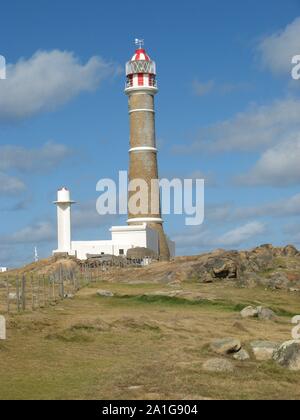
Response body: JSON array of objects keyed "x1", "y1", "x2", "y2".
[{"x1": 71, "y1": 225, "x2": 160, "y2": 260}]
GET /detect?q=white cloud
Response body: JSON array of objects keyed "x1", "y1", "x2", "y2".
[
  {"x1": 0, "y1": 50, "x2": 115, "y2": 121},
  {"x1": 192, "y1": 79, "x2": 215, "y2": 96},
  {"x1": 173, "y1": 221, "x2": 266, "y2": 252},
  {"x1": 0, "y1": 172, "x2": 26, "y2": 195},
  {"x1": 0, "y1": 142, "x2": 72, "y2": 173},
  {"x1": 192, "y1": 79, "x2": 250, "y2": 97},
  {"x1": 206, "y1": 193, "x2": 300, "y2": 225},
  {"x1": 258, "y1": 17, "x2": 300, "y2": 74},
  {"x1": 173, "y1": 97, "x2": 300, "y2": 154},
  {"x1": 4, "y1": 221, "x2": 55, "y2": 244},
  {"x1": 216, "y1": 221, "x2": 266, "y2": 247},
  {"x1": 237, "y1": 136, "x2": 300, "y2": 186},
  {"x1": 72, "y1": 200, "x2": 121, "y2": 230}
]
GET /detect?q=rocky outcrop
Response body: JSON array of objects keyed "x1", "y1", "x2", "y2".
[
  {"x1": 97, "y1": 290, "x2": 114, "y2": 297},
  {"x1": 273, "y1": 340, "x2": 300, "y2": 371},
  {"x1": 240, "y1": 306, "x2": 277, "y2": 321},
  {"x1": 240, "y1": 306, "x2": 259, "y2": 318},
  {"x1": 167, "y1": 244, "x2": 300, "y2": 290},
  {"x1": 210, "y1": 338, "x2": 242, "y2": 355},
  {"x1": 233, "y1": 349, "x2": 250, "y2": 361},
  {"x1": 202, "y1": 358, "x2": 234, "y2": 373},
  {"x1": 250, "y1": 341, "x2": 279, "y2": 361}
]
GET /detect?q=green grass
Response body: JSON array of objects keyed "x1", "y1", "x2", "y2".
[
  {"x1": 1, "y1": 281, "x2": 300, "y2": 400},
  {"x1": 98, "y1": 293, "x2": 298, "y2": 318}
]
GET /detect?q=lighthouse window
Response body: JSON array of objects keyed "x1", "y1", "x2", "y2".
[
  {"x1": 126, "y1": 75, "x2": 133, "y2": 87},
  {"x1": 119, "y1": 249, "x2": 124, "y2": 256}
]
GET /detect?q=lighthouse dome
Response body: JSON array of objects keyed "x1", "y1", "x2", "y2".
[
  {"x1": 131, "y1": 48, "x2": 151, "y2": 62},
  {"x1": 125, "y1": 41, "x2": 157, "y2": 92}
]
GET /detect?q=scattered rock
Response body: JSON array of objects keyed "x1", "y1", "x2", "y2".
[
  {"x1": 203, "y1": 358, "x2": 234, "y2": 373},
  {"x1": 273, "y1": 340, "x2": 300, "y2": 371},
  {"x1": 257, "y1": 306, "x2": 277, "y2": 321},
  {"x1": 289, "y1": 288, "x2": 300, "y2": 293},
  {"x1": 210, "y1": 338, "x2": 241, "y2": 355},
  {"x1": 233, "y1": 349, "x2": 250, "y2": 361},
  {"x1": 0, "y1": 316, "x2": 6, "y2": 340},
  {"x1": 64, "y1": 293, "x2": 74, "y2": 299},
  {"x1": 240, "y1": 306, "x2": 258, "y2": 318},
  {"x1": 250, "y1": 341, "x2": 279, "y2": 361},
  {"x1": 8, "y1": 292, "x2": 17, "y2": 300},
  {"x1": 240, "y1": 306, "x2": 276, "y2": 321},
  {"x1": 97, "y1": 290, "x2": 114, "y2": 297},
  {"x1": 127, "y1": 385, "x2": 143, "y2": 391}
]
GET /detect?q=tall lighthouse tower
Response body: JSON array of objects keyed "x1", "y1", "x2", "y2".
[{"x1": 125, "y1": 40, "x2": 170, "y2": 261}]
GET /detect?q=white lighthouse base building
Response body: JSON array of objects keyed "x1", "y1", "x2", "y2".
[{"x1": 53, "y1": 188, "x2": 175, "y2": 261}]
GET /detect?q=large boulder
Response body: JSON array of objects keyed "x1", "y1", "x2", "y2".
[
  {"x1": 257, "y1": 306, "x2": 277, "y2": 321},
  {"x1": 250, "y1": 341, "x2": 279, "y2": 361},
  {"x1": 273, "y1": 340, "x2": 300, "y2": 371},
  {"x1": 240, "y1": 306, "x2": 259, "y2": 318},
  {"x1": 210, "y1": 338, "x2": 241, "y2": 355},
  {"x1": 283, "y1": 245, "x2": 299, "y2": 257},
  {"x1": 240, "y1": 306, "x2": 276, "y2": 320},
  {"x1": 97, "y1": 290, "x2": 114, "y2": 297},
  {"x1": 233, "y1": 349, "x2": 250, "y2": 361},
  {"x1": 207, "y1": 258, "x2": 238, "y2": 279},
  {"x1": 202, "y1": 358, "x2": 234, "y2": 373}
]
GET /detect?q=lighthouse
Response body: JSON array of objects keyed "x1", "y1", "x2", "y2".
[
  {"x1": 53, "y1": 42, "x2": 175, "y2": 262},
  {"x1": 54, "y1": 188, "x2": 75, "y2": 255},
  {"x1": 125, "y1": 40, "x2": 171, "y2": 261}
]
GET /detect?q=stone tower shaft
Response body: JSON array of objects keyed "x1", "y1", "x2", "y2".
[{"x1": 125, "y1": 43, "x2": 170, "y2": 260}]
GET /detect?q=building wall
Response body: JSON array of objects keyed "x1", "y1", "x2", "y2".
[
  {"x1": 71, "y1": 225, "x2": 161, "y2": 260},
  {"x1": 146, "y1": 227, "x2": 159, "y2": 255},
  {"x1": 111, "y1": 228, "x2": 147, "y2": 248},
  {"x1": 71, "y1": 240, "x2": 114, "y2": 260}
]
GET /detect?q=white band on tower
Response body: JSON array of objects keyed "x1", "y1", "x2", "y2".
[
  {"x1": 129, "y1": 146, "x2": 158, "y2": 153},
  {"x1": 129, "y1": 108, "x2": 155, "y2": 114},
  {"x1": 127, "y1": 217, "x2": 163, "y2": 224}
]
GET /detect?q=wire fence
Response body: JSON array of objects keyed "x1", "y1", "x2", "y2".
[{"x1": 0, "y1": 258, "x2": 144, "y2": 315}]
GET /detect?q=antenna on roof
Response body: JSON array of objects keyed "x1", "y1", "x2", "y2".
[
  {"x1": 34, "y1": 246, "x2": 39, "y2": 263},
  {"x1": 135, "y1": 38, "x2": 144, "y2": 49}
]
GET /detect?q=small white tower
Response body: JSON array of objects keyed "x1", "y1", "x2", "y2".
[{"x1": 54, "y1": 188, "x2": 75, "y2": 255}]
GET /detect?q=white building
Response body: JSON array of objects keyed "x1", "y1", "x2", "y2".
[
  {"x1": 53, "y1": 188, "x2": 175, "y2": 260},
  {"x1": 0, "y1": 267, "x2": 7, "y2": 273}
]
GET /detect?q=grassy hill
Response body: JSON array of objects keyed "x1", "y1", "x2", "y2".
[{"x1": 0, "y1": 278, "x2": 300, "y2": 400}]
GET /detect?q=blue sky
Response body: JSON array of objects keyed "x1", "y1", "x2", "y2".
[{"x1": 0, "y1": 0, "x2": 300, "y2": 267}]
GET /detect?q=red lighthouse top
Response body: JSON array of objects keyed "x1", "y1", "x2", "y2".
[
  {"x1": 125, "y1": 39, "x2": 157, "y2": 93},
  {"x1": 131, "y1": 48, "x2": 151, "y2": 62}
]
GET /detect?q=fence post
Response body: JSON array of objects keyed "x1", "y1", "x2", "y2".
[
  {"x1": 21, "y1": 275, "x2": 26, "y2": 311},
  {"x1": 31, "y1": 275, "x2": 34, "y2": 311},
  {"x1": 16, "y1": 277, "x2": 20, "y2": 312},
  {"x1": 6, "y1": 277, "x2": 10, "y2": 314},
  {"x1": 43, "y1": 275, "x2": 46, "y2": 307}
]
